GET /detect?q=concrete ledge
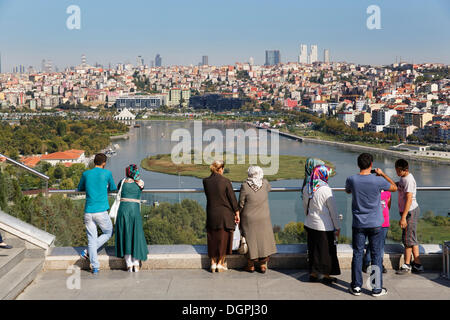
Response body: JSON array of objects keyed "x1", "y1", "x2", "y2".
[
  {"x1": 43, "y1": 244, "x2": 443, "y2": 271},
  {"x1": 0, "y1": 211, "x2": 55, "y2": 253}
]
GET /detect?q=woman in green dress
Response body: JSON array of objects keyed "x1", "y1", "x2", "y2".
[{"x1": 115, "y1": 164, "x2": 148, "y2": 272}]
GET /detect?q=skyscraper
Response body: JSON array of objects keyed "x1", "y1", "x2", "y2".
[
  {"x1": 155, "y1": 54, "x2": 162, "y2": 67},
  {"x1": 265, "y1": 50, "x2": 280, "y2": 66},
  {"x1": 249, "y1": 57, "x2": 254, "y2": 66},
  {"x1": 81, "y1": 54, "x2": 87, "y2": 67},
  {"x1": 324, "y1": 49, "x2": 330, "y2": 63},
  {"x1": 201, "y1": 55, "x2": 208, "y2": 66},
  {"x1": 309, "y1": 45, "x2": 318, "y2": 64},
  {"x1": 298, "y1": 44, "x2": 308, "y2": 64}
]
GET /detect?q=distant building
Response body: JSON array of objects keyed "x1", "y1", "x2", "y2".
[
  {"x1": 404, "y1": 112, "x2": 433, "y2": 128},
  {"x1": 371, "y1": 109, "x2": 397, "y2": 126},
  {"x1": 324, "y1": 49, "x2": 330, "y2": 63},
  {"x1": 114, "y1": 108, "x2": 136, "y2": 120},
  {"x1": 40, "y1": 149, "x2": 87, "y2": 167},
  {"x1": 115, "y1": 95, "x2": 167, "y2": 110},
  {"x1": 309, "y1": 45, "x2": 318, "y2": 64},
  {"x1": 265, "y1": 50, "x2": 280, "y2": 66},
  {"x1": 155, "y1": 54, "x2": 162, "y2": 67},
  {"x1": 202, "y1": 56, "x2": 208, "y2": 66},
  {"x1": 299, "y1": 44, "x2": 308, "y2": 64},
  {"x1": 189, "y1": 94, "x2": 245, "y2": 111},
  {"x1": 383, "y1": 124, "x2": 417, "y2": 140}
]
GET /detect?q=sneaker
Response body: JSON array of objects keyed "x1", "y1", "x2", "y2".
[
  {"x1": 411, "y1": 262, "x2": 424, "y2": 273},
  {"x1": 396, "y1": 263, "x2": 411, "y2": 275},
  {"x1": 80, "y1": 249, "x2": 89, "y2": 260},
  {"x1": 372, "y1": 288, "x2": 388, "y2": 297},
  {"x1": 92, "y1": 268, "x2": 99, "y2": 275},
  {"x1": 348, "y1": 286, "x2": 361, "y2": 296}
]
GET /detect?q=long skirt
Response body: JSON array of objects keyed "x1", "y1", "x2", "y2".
[
  {"x1": 207, "y1": 228, "x2": 233, "y2": 259},
  {"x1": 305, "y1": 226, "x2": 341, "y2": 275},
  {"x1": 115, "y1": 202, "x2": 149, "y2": 261}
]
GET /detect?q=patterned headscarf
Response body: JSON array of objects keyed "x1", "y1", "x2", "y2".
[
  {"x1": 246, "y1": 166, "x2": 264, "y2": 192},
  {"x1": 308, "y1": 165, "x2": 333, "y2": 199},
  {"x1": 126, "y1": 164, "x2": 140, "y2": 180},
  {"x1": 302, "y1": 158, "x2": 325, "y2": 192}
]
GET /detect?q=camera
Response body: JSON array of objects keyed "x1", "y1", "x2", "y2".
[{"x1": 370, "y1": 169, "x2": 377, "y2": 174}]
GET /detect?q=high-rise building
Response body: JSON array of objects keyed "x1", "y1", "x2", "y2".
[
  {"x1": 324, "y1": 49, "x2": 330, "y2": 63},
  {"x1": 41, "y1": 59, "x2": 46, "y2": 73},
  {"x1": 81, "y1": 54, "x2": 87, "y2": 67},
  {"x1": 309, "y1": 45, "x2": 318, "y2": 64},
  {"x1": 249, "y1": 57, "x2": 254, "y2": 66},
  {"x1": 150, "y1": 60, "x2": 154, "y2": 67},
  {"x1": 137, "y1": 55, "x2": 144, "y2": 67},
  {"x1": 265, "y1": 50, "x2": 280, "y2": 66},
  {"x1": 298, "y1": 44, "x2": 308, "y2": 64},
  {"x1": 155, "y1": 54, "x2": 162, "y2": 67},
  {"x1": 201, "y1": 55, "x2": 208, "y2": 66}
]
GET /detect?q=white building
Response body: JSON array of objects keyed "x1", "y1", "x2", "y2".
[
  {"x1": 371, "y1": 109, "x2": 397, "y2": 126},
  {"x1": 299, "y1": 44, "x2": 308, "y2": 64},
  {"x1": 323, "y1": 49, "x2": 330, "y2": 63},
  {"x1": 309, "y1": 45, "x2": 318, "y2": 64},
  {"x1": 114, "y1": 108, "x2": 136, "y2": 120}
]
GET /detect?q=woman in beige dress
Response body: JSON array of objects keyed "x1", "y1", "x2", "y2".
[{"x1": 238, "y1": 166, "x2": 277, "y2": 273}]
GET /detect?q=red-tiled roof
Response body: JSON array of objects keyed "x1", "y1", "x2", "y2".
[{"x1": 41, "y1": 149, "x2": 84, "y2": 161}]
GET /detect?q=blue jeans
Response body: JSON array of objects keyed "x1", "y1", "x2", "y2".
[
  {"x1": 0, "y1": 232, "x2": 3, "y2": 243},
  {"x1": 351, "y1": 227, "x2": 384, "y2": 293},
  {"x1": 364, "y1": 227, "x2": 389, "y2": 266},
  {"x1": 84, "y1": 211, "x2": 113, "y2": 269}
]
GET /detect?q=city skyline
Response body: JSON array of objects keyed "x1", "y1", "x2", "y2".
[{"x1": 0, "y1": 0, "x2": 449, "y2": 70}]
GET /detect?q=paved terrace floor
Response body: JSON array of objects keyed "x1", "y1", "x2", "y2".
[{"x1": 17, "y1": 269, "x2": 449, "y2": 300}]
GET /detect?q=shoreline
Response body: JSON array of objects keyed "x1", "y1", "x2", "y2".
[{"x1": 248, "y1": 123, "x2": 450, "y2": 166}]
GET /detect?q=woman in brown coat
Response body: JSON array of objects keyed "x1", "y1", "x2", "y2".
[
  {"x1": 238, "y1": 166, "x2": 277, "y2": 273},
  {"x1": 203, "y1": 160, "x2": 240, "y2": 272}
]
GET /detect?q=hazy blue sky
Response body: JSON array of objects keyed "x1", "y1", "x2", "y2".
[{"x1": 0, "y1": 0, "x2": 449, "y2": 70}]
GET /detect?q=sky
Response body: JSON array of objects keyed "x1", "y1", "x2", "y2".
[{"x1": 0, "y1": 0, "x2": 449, "y2": 71}]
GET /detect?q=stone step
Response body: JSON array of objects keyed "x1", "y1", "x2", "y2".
[
  {"x1": 0, "y1": 247, "x2": 26, "y2": 278},
  {"x1": 1, "y1": 233, "x2": 26, "y2": 248},
  {"x1": 0, "y1": 258, "x2": 44, "y2": 300}
]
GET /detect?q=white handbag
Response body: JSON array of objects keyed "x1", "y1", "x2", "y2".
[
  {"x1": 109, "y1": 178, "x2": 125, "y2": 224},
  {"x1": 232, "y1": 224, "x2": 241, "y2": 251}
]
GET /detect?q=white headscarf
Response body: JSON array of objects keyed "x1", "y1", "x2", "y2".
[{"x1": 246, "y1": 166, "x2": 264, "y2": 192}]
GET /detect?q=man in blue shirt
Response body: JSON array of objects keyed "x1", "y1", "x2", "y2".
[
  {"x1": 345, "y1": 153, "x2": 397, "y2": 297},
  {"x1": 77, "y1": 153, "x2": 117, "y2": 274}
]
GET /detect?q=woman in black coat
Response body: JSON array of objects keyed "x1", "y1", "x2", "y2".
[{"x1": 203, "y1": 160, "x2": 240, "y2": 272}]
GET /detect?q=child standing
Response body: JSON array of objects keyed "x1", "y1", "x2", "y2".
[
  {"x1": 395, "y1": 159, "x2": 424, "y2": 274},
  {"x1": 363, "y1": 190, "x2": 391, "y2": 273}
]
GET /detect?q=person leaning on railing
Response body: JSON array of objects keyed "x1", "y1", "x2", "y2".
[
  {"x1": 115, "y1": 164, "x2": 148, "y2": 272},
  {"x1": 203, "y1": 160, "x2": 240, "y2": 273},
  {"x1": 238, "y1": 166, "x2": 277, "y2": 273}
]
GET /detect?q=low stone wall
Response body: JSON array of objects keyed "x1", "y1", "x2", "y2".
[{"x1": 44, "y1": 244, "x2": 443, "y2": 271}]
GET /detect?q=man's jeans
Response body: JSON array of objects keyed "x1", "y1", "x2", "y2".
[
  {"x1": 351, "y1": 227, "x2": 384, "y2": 293},
  {"x1": 84, "y1": 211, "x2": 113, "y2": 269},
  {"x1": 363, "y1": 227, "x2": 389, "y2": 266}
]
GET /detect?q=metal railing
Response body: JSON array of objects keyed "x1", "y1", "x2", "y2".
[
  {"x1": 47, "y1": 186, "x2": 450, "y2": 194},
  {"x1": 0, "y1": 152, "x2": 50, "y2": 194}
]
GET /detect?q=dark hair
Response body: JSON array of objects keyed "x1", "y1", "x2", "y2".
[
  {"x1": 395, "y1": 159, "x2": 409, "y2": 171},
  {"x1": 94, "y1": 153, "x2": 107, "y2": 166},
  {"x1": 357, "y1": 153, "x2": 373, "y2": 170}
]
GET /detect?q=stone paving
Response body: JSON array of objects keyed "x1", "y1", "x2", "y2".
[{"x1": 17, "y1": 269, "x2": 450, "y2": 300}]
